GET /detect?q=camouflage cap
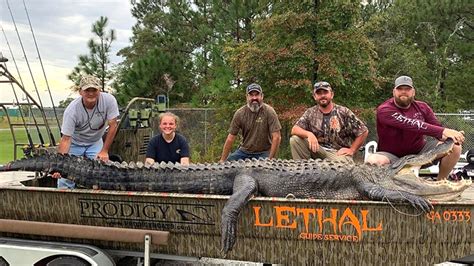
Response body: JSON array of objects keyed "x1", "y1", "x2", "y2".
[
  {"x1": 79, "y1": 75, "x2": 101, "y2": 91},
  {"x1": 313, "y1": 81, "x2": 332, "y2": 92}
]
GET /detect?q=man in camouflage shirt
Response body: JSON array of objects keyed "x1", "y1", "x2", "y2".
[{"x1": 290, "y1": 81, "x2": 368, "y2": 162}]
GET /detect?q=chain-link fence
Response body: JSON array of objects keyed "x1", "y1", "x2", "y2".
[
  {"x1": 361, "y1": 113, "x2": 474, "y2": 153},
  {"x1": 435, "y1": 113, "x2": 474, "y2": 154},
  {"x1": 154, "y1": 110, "x2": 474, "y2": 160},
  {"x1": 2, "y1": 107, "x2": 472, "y2": 161},
  {"x1": 362, "y1": 113, "x2": 474, "y2": 154},
  {"x1": 153, "y1": 108, "x2": 219, "y2": 162}
]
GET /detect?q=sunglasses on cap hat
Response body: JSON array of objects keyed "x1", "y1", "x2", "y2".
[{"x1": 313, "y1": 81, "x2": 331, "y2": 91}]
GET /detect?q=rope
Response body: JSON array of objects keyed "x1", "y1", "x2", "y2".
[{"x1": 382, "y1": 190, "x2": 426, "y2": 217}]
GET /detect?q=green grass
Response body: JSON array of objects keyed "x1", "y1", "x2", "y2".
[
  {"x1": 0, "y1": 126, "x2": 60, "y2": 164},
  {"x1": 0, "y1": 116, "x2": 61, "y2": 163}
]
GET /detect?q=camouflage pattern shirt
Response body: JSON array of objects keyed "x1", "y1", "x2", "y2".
[{"x1": 295, "y1": 104, "x2": 368, "y2": 150}]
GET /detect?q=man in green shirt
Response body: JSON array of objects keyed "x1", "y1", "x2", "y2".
[{"x1": 219, "y1": 83, "x2": 282, "y2": 162}]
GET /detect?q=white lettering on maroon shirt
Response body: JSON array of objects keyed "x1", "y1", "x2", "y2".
[{"x1": 391, "y1": 112, "x2": 428, "y2": 130}]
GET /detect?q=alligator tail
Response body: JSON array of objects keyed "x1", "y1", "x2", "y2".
[
  {"x1": 0, "y1": 156, "x2": 53, "y2": 173},
  {"x1": 0, "y1": 163, "x2": 12, "y2": 171},
  {"x1": 0, "y1": 159, "x2": 31, "y2": 172}
]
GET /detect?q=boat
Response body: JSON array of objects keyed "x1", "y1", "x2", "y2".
[{"x1": 0, "y1": 173, "x2": 472, "y2": 265}]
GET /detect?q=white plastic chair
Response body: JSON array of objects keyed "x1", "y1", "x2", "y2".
[
  {"x1": 364, "y1": 141, "x2": 378, "y2": 163},
  {"x1": 363, "y1": 141, "x2": 422, "y2": 175}
]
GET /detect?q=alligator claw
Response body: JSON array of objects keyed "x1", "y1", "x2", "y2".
[{"x1": 407, "y1": 195, "x2": 433, "y2": 213}]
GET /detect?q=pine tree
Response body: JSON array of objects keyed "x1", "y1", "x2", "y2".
[{"x1": 68, "y1": 16, "x2": 116, "y2": 91}]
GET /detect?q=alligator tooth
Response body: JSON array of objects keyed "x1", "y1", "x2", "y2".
[{"x1": 285, "y1": 193, "x2": 296, "y2": 199}]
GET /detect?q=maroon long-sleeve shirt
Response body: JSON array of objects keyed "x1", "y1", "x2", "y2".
[{"x1": 376, "y1": 98, "x2": 444, "y2": 157}]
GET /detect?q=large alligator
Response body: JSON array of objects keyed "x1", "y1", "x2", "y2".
[{"x1": 0, "y1": 138, "x2": 471, "y2": 252}]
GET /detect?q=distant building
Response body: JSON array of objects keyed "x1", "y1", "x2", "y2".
[{"x1": 0, "y1": 107, "x2": 19, "y2": 117}]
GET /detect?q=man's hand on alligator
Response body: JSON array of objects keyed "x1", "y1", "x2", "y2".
[
  {"x1": 442, "y1": 128, "x2": 465, "y2": 144},
  {"x1": 51, "y1": 172, "x2": 61, "y2": 179}
]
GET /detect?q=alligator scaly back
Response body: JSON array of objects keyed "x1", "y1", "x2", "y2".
[
  {"x1": 1, "y1": 154, "x2": 358, "y2": 196},
  {"x1": 1, "y1": 139, "x2": 471, "y2": 253},
  {"x1": 1, "y1": 153, "x2": 238, "y2": 194}
]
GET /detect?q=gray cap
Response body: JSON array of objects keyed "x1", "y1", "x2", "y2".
[
  {"x1": 394, "y1": 76, "x2": 413, "y2": 89},
  {"x1": 246, "y1": 83, "x2": 262, "y2": 94}
]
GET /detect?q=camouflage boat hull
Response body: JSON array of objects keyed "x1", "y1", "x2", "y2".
[{"x1": 0, "y1": 185, "x2": 472, "y2": 264}]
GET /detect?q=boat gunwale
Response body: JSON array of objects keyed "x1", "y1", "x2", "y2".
[{"x1": 1, "y1": 184, "x2": 473, "y2": 206}]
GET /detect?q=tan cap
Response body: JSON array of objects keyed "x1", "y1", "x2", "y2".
[{"x1": 79, "y1": 75, "x2": 101, "y2": 90}]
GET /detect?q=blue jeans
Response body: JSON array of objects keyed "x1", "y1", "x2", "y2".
[
  {"x1": 57, "y1": 139, "x2": 103, "y2": 189},
  {"x1": 226, "y1": 148, "x2": 269, "y2": 161}
]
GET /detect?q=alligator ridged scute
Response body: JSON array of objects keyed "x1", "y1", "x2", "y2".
[{"x1": 0, "y1": 139, "x2": 470, "y2": 253}]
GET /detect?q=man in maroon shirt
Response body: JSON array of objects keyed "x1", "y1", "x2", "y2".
[{"x1": 366, "y1": 76, "x2": 465, "y2": 180}]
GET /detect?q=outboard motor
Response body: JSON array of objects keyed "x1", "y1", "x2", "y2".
[
  {"x1": 467, "y1": 149, "x2": 474, "y2": 164},
  {"x1": 456, "y1": 148, "x2": 474, "y2": 180}
]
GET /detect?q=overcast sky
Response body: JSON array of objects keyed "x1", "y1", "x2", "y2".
[{"x1": 0, "y1": 0, "x2": 136, "y2": 107}]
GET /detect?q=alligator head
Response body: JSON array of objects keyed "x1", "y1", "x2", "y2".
[{"x1": 384, "y1": 139, "x2": 471, "y2": 201}]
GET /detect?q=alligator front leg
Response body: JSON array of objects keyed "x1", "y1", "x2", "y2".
[
  {"x1": 362, "y1": 184, "x2": 433, "y2": 212},
  {"x1": 221, "y1": 174, "x2": 257, "y2": 254}
]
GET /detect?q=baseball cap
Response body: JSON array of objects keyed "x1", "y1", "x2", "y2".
[
  {"x1": 246, "y1": 83, "x2": 262, "y2": 94},
  {"x1": 79, "y1": 75, "x2": 101, "y2": 91},
  {"x1": 394, "y1": 76, "x2": 413, "y2": 89},
  {"x1": 313, "y1": 81, "x2": 332, "y2": 92}
]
